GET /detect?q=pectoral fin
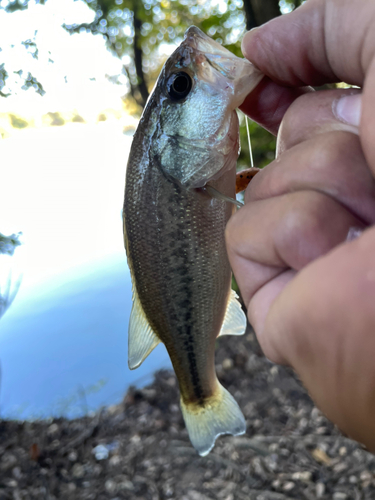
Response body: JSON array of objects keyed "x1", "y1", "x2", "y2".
[
  {"x1": 128, "y1": 287, "x2": 160, "y2": 370},
  {"x1": 205, "y1": 185, "x2": 243, "y2": 208},
  {"x1": 219, "y1": 289, "x2": 247, "y2": 337}
]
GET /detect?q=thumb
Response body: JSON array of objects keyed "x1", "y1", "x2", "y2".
[
  {"x1": 333, "y1": 93, "x2": 362, "y2": 128},
  {"x1": 241, "y1": 0, "x2": 375, "y2": 174},
  {"x1": 241, "y1": 0, "x2": 375, "y2": 88},
  {"x1": 275, "y1": 88, "x2": 362, "y2": 156}
]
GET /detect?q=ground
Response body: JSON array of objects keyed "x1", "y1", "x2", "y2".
[{"x1": 0, "y1": 330, "x2": 374, "y2": 500}]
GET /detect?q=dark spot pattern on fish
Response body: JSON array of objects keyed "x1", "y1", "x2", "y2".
[{"x1": 167, "y1": 204, "x2": 205, "y2": 402}]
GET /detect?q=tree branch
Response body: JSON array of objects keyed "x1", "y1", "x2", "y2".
[
  {"x1": 242, "y1": 0, "x2": 258, "y2": 30},
  {"x1": 132, "y1": 5, "x2": 149, "y2": 108}
]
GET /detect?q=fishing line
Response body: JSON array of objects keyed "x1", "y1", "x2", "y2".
[
  {"x1": 204, "y1": 114, "x2": 255, "y2": 209},
  {"x1": 245, "y1": 115, "x2": 254, "y2": 169}
]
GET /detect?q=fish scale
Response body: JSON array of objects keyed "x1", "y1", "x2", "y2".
[{"x1": 125, "y1": 142, "x2": 233, "y2": 403}]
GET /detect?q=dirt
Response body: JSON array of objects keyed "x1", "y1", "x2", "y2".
[{"x1": 0, "y1": 330, "x2": 374, "y2": 500}]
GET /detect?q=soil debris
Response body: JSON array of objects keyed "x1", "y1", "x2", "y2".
[{"x1": 0, "y1": 330, "x2": 373, "y2": 499}]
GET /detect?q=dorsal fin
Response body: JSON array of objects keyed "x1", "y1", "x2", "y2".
[
  {"x1": 218, "y1": 289, "x2": 247, "y2": 337},
  {"x1": 128, "y1": 286, "x2": 160, "y2": 370}
]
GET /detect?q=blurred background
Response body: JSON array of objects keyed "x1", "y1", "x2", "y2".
[
  {"x1": 0, "y1": 0, "x2": 296, "y2": 419},
  {"x1": 1, "y1": 3, "x2": 373, "y2": 500}
]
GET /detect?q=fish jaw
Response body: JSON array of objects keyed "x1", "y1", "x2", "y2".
[{"x1": 182, "y1": 25, "x2": 264, "y2": 109}]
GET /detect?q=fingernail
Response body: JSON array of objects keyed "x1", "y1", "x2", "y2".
[
  {"x1": 241, "y1": 28, "x2": 258, "y2": 59},
  {"x1": 333, "y1": 93, "x2": 362, "y2": 127}
]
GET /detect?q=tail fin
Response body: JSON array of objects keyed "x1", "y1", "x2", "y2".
[{"x1": 180, "y1": 384, "x2": 246, "y2": 456}]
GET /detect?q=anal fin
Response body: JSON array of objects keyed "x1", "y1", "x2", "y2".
[
  {"x1": 219, "y1": 289, "x2": 247, "y2": 337},
  {"x1": 128, "y1": 287, "x2": 160, "y2": 370}
]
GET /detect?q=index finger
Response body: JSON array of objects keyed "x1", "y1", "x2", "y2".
[
  {"x1": 239, "y1": 77, "x2": 312, "y2": 135},
  {"x1": 241, "y1": 0, "x2": 375, "y2": 169}
]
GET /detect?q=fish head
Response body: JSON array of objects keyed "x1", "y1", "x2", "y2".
[
  {"x1": 150, "y1": 26, "x2": 264, "y2": 188},
  {"x1": 174, "y1": 26, "x2": 259, "y2": 109}
]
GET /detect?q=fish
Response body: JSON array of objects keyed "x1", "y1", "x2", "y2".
[{"x1": 123, "y1": 26, "x2": 263, "y2": 456}]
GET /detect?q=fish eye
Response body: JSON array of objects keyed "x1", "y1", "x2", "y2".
[{"x1": 167, "y1": 72, "x2": 192, "y2": 101}]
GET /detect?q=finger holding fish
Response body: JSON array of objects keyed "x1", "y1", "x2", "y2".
[
  {"x1": 228, "y1": 45, "x2": 375, "y2": 352},
  {"x1": 228, "y1": 97, "x2": 373, "y2": 339},
  {"x1": 231, "y1": 0, "x2": 375, "y2": 453},
  {"x1": 226, "y1": 186, "x2": 366, "y2": 321},
  {"x1": 245, "y1": 131, "x2": 375, "y2": 224},
  {"x1": 239, "y1": 76, "x2": 313, "y2": 135}
]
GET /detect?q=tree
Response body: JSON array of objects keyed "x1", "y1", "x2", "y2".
[
  {"x1": 0, "y1": 0, "x2": 289, "y2": 106},
  {"x1": 0, "y1": 232, "x2": 23, "y2": 321},
  {"x1": 242, "y1": 0, "x2": 281, "y2": 30},
  {"x1": 64, "y1": 0, "x2": 252, "y2": 109},
  {"x1": 66, "y1": 0, "x2": 284, "y2": 108},
  {"x1": 251, "y1": 0, "x2": 281, "y2": 25},
  {"x1": 62, "y1": 0, "x2": 282, "y2": 168},
  {"x1": 0, "y1": 0, "x2": 288, "y2": 167},
  {"x1": 0, "y1": 1, "x2": 46, "y2": 97}
]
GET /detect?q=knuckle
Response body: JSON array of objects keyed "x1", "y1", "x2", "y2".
[
  {"x1": 275, "y1": 192, "x2": 336, "y2": 268},
  {"x1": 308, "y1": 131, "x2": 359, "y2": 170},
  {"x1": 278, "y1": 92, "x2": 313, "y2": 141}
]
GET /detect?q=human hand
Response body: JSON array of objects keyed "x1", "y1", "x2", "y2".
[{"x1": 226, "y1": 0, "x2": 375, "y2": 450}]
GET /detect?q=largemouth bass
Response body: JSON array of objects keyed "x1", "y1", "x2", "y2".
[{"x1": 123, "y1": 26, "x2": 263, "y2": 456}]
